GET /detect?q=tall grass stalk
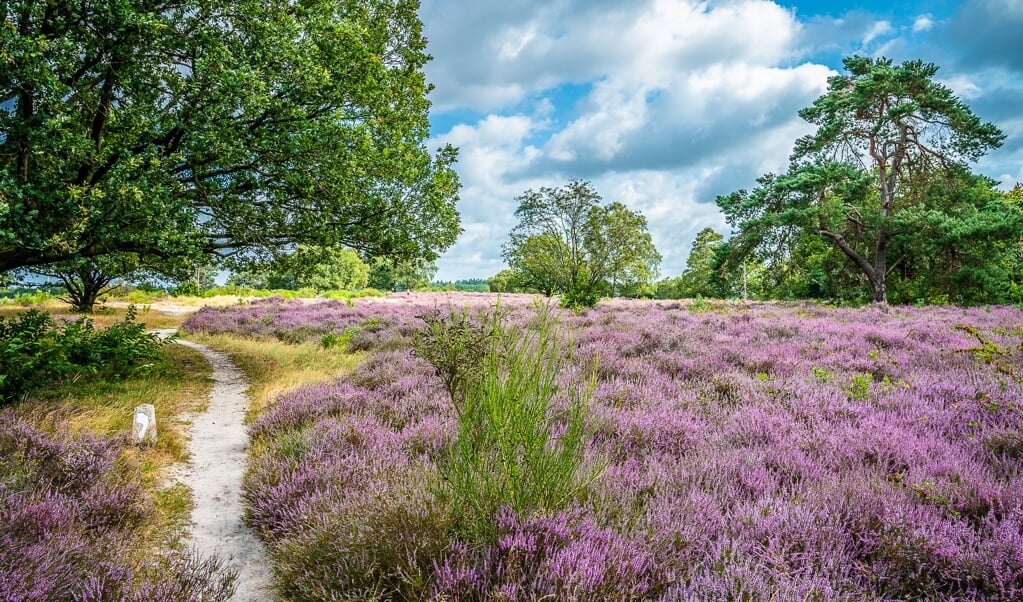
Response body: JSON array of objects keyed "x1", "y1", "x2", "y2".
[{"x1": 424, "y1": 302, "x2": 599, "y2": 542}]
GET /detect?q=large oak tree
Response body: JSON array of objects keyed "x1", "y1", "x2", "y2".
[{"x1": 1, "y1": 0, "x2": 460, "y2": 273}]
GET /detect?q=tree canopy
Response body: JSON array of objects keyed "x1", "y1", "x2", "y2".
[
  {"x1": 503, "y1": 181, "x2": 661, "y2": 306},
  {"x1": 718, "y1": 56, "x2": 1008, "y2": 304},
  {"x1": 1, "y1": 0, "x2": 461, "y2": 274}
]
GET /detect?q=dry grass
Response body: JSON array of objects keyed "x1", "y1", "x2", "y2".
[
  {"x1": 23, "y1": 342, "x2": 213, "y2": 483},
  {"x1": 4, "y1": 296, "x2": 364, "y2": 548},
  {"x1": 185, "y1": 333, "x2": 367, "y2": 421},
  {"x1": 0, "y1": 299, "x2": 189, "y2": 330},
  {"x1": 12, "y1": 340, "x2": 214, "y2": 547}
]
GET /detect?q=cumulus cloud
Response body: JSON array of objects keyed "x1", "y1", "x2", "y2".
[
  {"x1": 423, "y1": 0, "x2": 802, "y2": 112},
  {"x1": 423, "y1": 0, "x2": 838, "y2": 279},
  {"x1": 423, "y1": 0, "x2": 1023, "y2": 280}
]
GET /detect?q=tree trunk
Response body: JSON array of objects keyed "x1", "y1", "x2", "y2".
[
  {"x1": 61, "y1": 268, "x2": 114, "y2": 313},
  {"x1": 871, "y1": 230, "x2": 890, "y2": 304},
  {"x1": 820, "y1": 227, "x2": 887, "y2": 304},
  {"x1": 69, "y1": 284, "x2": 104, "y2": 313}
]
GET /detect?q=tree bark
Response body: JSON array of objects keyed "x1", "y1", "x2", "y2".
[{"x1": 871, "y1": 230, "x2": 890, "y2": 304}]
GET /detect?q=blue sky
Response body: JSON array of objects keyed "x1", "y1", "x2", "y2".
[{"x1": 418, "y1": 0, "x2": 1023, "y2": 281}]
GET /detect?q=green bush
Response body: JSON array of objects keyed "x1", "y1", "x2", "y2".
[
  {"x1": 412, "y1": 308, "x2": 493, "y2": 412},
  {"x1": 415, "y1": 303, "x2": 600, "y2": 543},
  {"x1": 561, "y1": 285, "x2": 600, "y2": 309},
  {"x1": 0, "y1": 306, "x2": 165, "y2": 405}
]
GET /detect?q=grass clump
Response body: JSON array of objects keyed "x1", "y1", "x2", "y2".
[{"x1": 414, "y1": 302, "x2": 599, "y2": 543}]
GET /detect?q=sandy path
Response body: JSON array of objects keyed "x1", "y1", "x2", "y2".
[{"x1": 163, "y1": 334, "x2": 274, "y2": 601}]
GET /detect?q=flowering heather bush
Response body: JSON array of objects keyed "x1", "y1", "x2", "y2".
[
  {"x1": 431, "y1": 506, "x2": 665, "y2": 600},
  {"x1": 0, "y1": 411, "x2": 236, "y2": 601},
  {"x1": 220, "y1": 295, "x2": 1023, "y2": 600},
  {"x1": 180, "y1": 292, "x2": 539, "y2": 349}
]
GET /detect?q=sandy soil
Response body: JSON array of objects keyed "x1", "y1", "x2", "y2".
[{"x1": 160, "y1": 333, "x2": 274, "y2": 601}]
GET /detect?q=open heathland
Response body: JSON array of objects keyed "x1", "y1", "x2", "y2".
[
  {"x1": 0, "y1": 304, "x2": 237, "y2": 600},
  {"x1": 183, "y1": 294, "x2": 1023, "y2": 601}
]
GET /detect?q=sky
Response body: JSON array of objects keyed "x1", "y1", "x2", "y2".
[{"x1": 417, "y1": 0, "x2": 1023, "y2": 282}]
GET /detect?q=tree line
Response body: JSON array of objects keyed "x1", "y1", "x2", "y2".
[
  {"x1": 495, "y1": 57, "x2": 1021, "y2": 306},
  {"x1": 2, "y1": 0, "x2": 1018, "y2": 309}
]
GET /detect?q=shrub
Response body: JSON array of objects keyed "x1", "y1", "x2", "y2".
[
  {"x1": 561, "y1": 285, "x2": 600, "y2": 309},
  {"x1": 432, "y1": 507, "x2": 666, "y2": 600},
  {"x1": 417, "y1": 302, "x2": 600, "y2": 542},
  {"x1": 412, "y1": 307, "x2": 493, "y2": 412},
  {"x1": 0, "y1": 306, "x2": 165, "y2": 405}
]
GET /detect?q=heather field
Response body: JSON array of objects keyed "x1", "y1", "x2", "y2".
[{"x1": 183, "y1": 294, "x2": 1023, "y2": 601}]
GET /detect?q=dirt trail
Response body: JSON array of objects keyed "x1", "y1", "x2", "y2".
[{"x1": 160, "y1": 332, "x2": 274, "y2": 601}]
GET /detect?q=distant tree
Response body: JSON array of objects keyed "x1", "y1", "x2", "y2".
[
  {"x1": 24, "y1": 252, "x2": 202, "y2": 311},
  {"x1": 226, "y1": 245, "x2": 370, "y2": 291},
  {"x1": 675, "y1": 228, "x2": 724, "y2": 298},
  {"x1": 503, "y1": 181, "x2": 660, "y2": 306},
  {"x1": 434, "y1": 279, "x2": 489, "y2": 293},
  {"x1": 504, "y1": 234, "x2": 562, "y2": 296},
  {"x1": 368, "y1": 256, "x2": 436, "y2": 291},
  {"x1": 284, "y1": 246, "x2": 369, "y2": 291},
  {"x1": 225, "y1": 268, "x2": 297, "y2": 291},
  {"x1": 171, "y1": 262, "x2": 218, "y2": 296},
  {"x1": 487, "y1": 269, "x2": 530, "y2": 293},
  {"x1": 719, "y1": 56, "x2": 1005, "y2": 303},
  {"x1": 1, "y1": 0, "x2": 460, "y2": 274},
  {"x1": 589, "y1": 201, "x2": 662, "y2": 297},
  {"x1": 33, "y1": 260, "x2": 119, "y2": 312}
]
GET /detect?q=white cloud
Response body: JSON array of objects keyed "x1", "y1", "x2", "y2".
[
  {"x1": 422, "y1": 1, "x2": 842, "y2": 279},
  {"x1": 423, "y1": 1, "x2": 1023, "y2": 281},
  {"x1": 913, "y1": 15, "x2": 935, "y2": 32},
  {"x1": 593, "y1": 169, "x2": 731, "y2": 276},
  {"x1": 862, "y1": 20, "x2": 894, "y2": 45},
  {"x1": 423, "y1": 0, "x2": 802, "y2": 112}
]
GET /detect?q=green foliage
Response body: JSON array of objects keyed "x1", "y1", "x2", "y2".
[
  {"x1": 561, "y1": 284, "x2": 600, "y2": 310},
  {"x1": 718, "y1": 56, "x2": 1007, "y2": 304},
  {"x1": 320, "y1": 328, "x2": 358, "y2": 351},
  {"x1": 1, "y1": 288, "x2": 57, "y2": 306},
  {"x1": 368, "y1": 256, "x2": 437, "y2": 291},
  {"x1": 415, "y1": 303, "x2": 599, "y2": 542},
  {"x1": 487, "y1": 269, "x2": 530, "y2": 293},
  {"x1": 1, "y1": 0, "x2": 460, "y2": 275},
  {"x1": 846, "y1": 373, "x2": 873, "y2": 401},
  {"x1": 0, "y1": 307, "x2": 165, "y2": 405},
  {"x1": 503, "y1": 181, "x2": 661, "y2": 306},
  {"x1": 688, "y1": 294, "x2": 711, "y2": 313},
  {"x1": 429, "y1": 278, "x2": 490, "y2": 293},
  {"x1": 659, "y1": 228, "x2": 725, "y2": 299},
  {"x1": 413, "y1": 308, "x2": 493, "y2": 412},
  {"x1": 272, "y1": 245, "x2": 370, "y2": 292},
  {"x1": 25, "y1": 251, "x2": 210, "y2": 312}
]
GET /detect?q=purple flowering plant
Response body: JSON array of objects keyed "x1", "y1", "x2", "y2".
[
  {"x1": 185, "y1": 294, "x2": 1023, "y2": 600},
  {"x1": 0, "y1": 412, "x2": 236, "y2": 601}
]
